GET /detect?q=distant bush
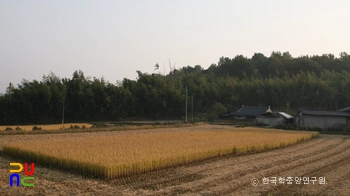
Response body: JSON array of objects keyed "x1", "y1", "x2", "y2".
[
  {"x1": 4, "y1": 127, "x2": 13, "y2": 131},
  {"x1": 32, "y1": 126, "x2": 42, "y2": 131},
  {"x1": 15, "y1": 127, "x2": 22, "y2": 131},
  {"x1": 292, "y1": 126, "x2": 350, "y2": 135},
  {"x1": 94, "y1": 123, "x2": 108, "y2": 128},
  {"x1": 69, "y1": 125, "x2": 80, "y2": 129},
  {"x1": 274, "y1": 125, "x2": 297, "y2": 130},
  {"x1": 325, "y1": 127, "x2": 341, "y2": 132}
]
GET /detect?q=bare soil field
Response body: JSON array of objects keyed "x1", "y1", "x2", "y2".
[{"x1": 0, "y1": 127, "x2": 349, "y2": 195}]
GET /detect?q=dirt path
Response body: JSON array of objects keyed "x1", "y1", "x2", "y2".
[{"x1": 0, "y1": 134, "x2": 349, "y2": 195}]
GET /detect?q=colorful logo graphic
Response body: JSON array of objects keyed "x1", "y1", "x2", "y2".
[{"x1": 9, "y1": 162, "x2": 35, "y2": 187}]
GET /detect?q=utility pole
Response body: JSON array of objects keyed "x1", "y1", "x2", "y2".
[
  {"x1": 191, "y1": 96, "x2": 194, "y2": 123},
  {"x1": 185, "y1": 86, "x2": 188, "y2": 123},
  {"x1": 62, "y1": 96, "x2": 65, "y2": 124},
  {"x1": 9, "y1": 82, "x2": 12, "y2": 101},
  {"x1": 335, "y1": 91, "x2": 342, "y2": 110}
]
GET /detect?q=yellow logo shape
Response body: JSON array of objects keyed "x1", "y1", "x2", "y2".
[{"x1": 10, "y1": 163, "x2": 23, "y2": 173}]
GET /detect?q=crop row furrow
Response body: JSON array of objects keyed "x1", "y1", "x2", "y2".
[
  {"x1": 159, "y1": 138, "x2": 345, "y2": 194},
  {"x1": 122, "y1": 136, "x2": 328, "y2": 190},
  {"x1": 188, "y1": 139, "x2": 350, "y2": 195},
  {"x1": 217, "y1": 143, "x2": 350, "y2": 196},
  {"x1": 261, "y1": 152, "x2": 350, "y2": 196}
]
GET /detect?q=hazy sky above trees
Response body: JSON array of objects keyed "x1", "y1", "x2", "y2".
[{"x1": 1, "y1": 0, "x2": 349, "y2": 92}]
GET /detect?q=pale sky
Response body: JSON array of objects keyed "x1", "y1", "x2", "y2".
[{"x1": 1, "y1": 0, "x2": 349, "y2": 93}]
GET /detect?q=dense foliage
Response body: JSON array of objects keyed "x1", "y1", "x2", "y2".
[{"x1": 1, "y1": 51, "x2": 350, "y2": 125}]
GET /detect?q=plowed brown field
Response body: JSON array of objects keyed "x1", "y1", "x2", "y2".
[{"x1": 0, "y1": 127, "x2": 349, "y2": 196}]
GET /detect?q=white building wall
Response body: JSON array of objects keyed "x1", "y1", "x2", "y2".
[
  {"x1": 301, "y1": 115, "x2": 346, "y2": 129},
  {"x1": 269, "y1": 118, "x2": 284, "y2": 127},
  {"x1": 256, "y1": 117, "x2": 269, "y2": 125},
  {"x1": 256, "y1": 117, "x2": 284, "y2": 127}
]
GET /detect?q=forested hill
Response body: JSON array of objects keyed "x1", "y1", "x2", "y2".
[{"x1": 1, "y1": 51, "x2": 350, "y2": 125}]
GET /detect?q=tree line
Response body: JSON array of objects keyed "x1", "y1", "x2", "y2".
[{"x1": 1, "y1": 51, "x2": 350, "y2": 125}]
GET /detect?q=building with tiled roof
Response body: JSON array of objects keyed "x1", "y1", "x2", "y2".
[
  {"x1": 256, "y1": 111, "x2": 294, "y2": 127},
  {"x1": 298, "y1": 109, "x2": 350, "y2": 130}
]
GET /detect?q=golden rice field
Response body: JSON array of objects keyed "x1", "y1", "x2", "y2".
[
  {"x1": 2, "y1": 125, "x2": 319, "y2": 180},
  {"x1": 0, "y1": 123, "x2": 93, "y2": 131}
]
